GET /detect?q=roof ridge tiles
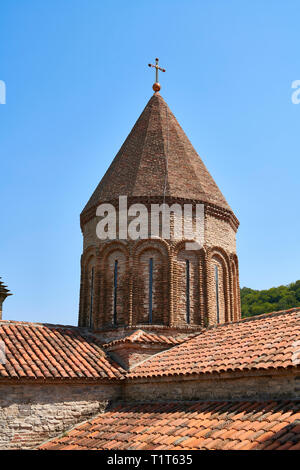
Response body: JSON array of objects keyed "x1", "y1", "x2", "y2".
[
  {"x1": 0, "y1": 319, "x2": 86, "y2": 329},
  {"x1": 102, "y1": 329, "x2": 190, "y2": 349},
  {"x1": 126, "y1": 307, "x2": 300, "y2": 379},
  {"x1": 204, "y1": 307, "x2": 300, "y2": 332}
]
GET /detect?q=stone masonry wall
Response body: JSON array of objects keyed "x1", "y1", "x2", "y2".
[
  {"x1": 0, "y1": 382, "x2": 121, "y2": 450},
  {"x1": 1, "y1": 372, "x2": 298, "y2": 449},
  {"x1": 124, "y1": 371, "x2": 300, "y2": 403}
]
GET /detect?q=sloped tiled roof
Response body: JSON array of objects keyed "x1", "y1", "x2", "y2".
[
  {"x1": 82, "y1": 93, "x2": 233, "y2": 215},
  {"x1": 102, "y1": 329, "x2": 189, "y2": 349},
  {"x1": 1, "y1": 308, "x2": 299, "y2": 381},
  {"x1": 128, "y1": 308, "x2": 300, "y2": 379},
  {"x1": 40, "y1": 400, "x2": 300, "y2": 450},
  {"x1": 0, "y1": 321, "x2": 125, "y2": 380}
]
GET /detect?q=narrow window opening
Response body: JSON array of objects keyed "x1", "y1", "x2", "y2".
[
  {"x1": 149, "y1": 258, "x2": 153, "y2": 324},
  {"x1": 113, "y1": 260, "x2": 118, "y2": 325},
  {"x1": 89, "y1": 267, "x2": 94, "y2": 328},
  {"x1": 186, "y1": 260, "x2": 190, "y2": 324},
  {"x1": 215, "y1": 265, "x2": 220, "y2": 323}
]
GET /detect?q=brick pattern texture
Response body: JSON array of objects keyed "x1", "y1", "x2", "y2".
[
  {"x1": 81, "y1": 94, "x2": 234, "y2": 212},
  {"x1": 78, "y1": 93, "x2": 241, "y2": 332}
]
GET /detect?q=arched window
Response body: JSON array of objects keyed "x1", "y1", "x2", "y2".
[
  {"x1": 89, "y1": 266, "x2": 94, "y2": 327},
  {"x1": 176, "y1": 250, "x2": 199, "y2": 325},
  {"x1": 211, "y1": 255, "x2": 228, "y2": 324},
  {"x1": 214, "y1": 264, "x2": 220, "y2": 324},
  {"x1": 106, "y1": 250, "x2": 127, "y2": 326},
  {"x1": 148, "y1": 258, "x2": 153, "y2": 324},
  {"x1": 231, "y1": 257, "x2": 240, "y2": 321},
  {"x1": 186, "y1": 260, "x2": 190, "y2": 324},
  {"x1": 113, "y1": 260, "x2": 118, "y2": 325},
  {"x1": 134, "y1": 248, "x2": 165, "y2": 325},
  {"x1": 85, "y1": 257, "x2": 95, "y2": 328}
]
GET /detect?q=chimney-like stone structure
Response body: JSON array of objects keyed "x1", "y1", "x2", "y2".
[
  {"x1": 78, "y1": 92, "x2": 241, "y2": 337},
  {"x1": 0, "y1": 277, "x2": 12, "y2": 320}
]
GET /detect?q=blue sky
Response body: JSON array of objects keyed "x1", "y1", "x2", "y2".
[{"x1": 1, "y1": 0, "x2": 299, "y2": 325}]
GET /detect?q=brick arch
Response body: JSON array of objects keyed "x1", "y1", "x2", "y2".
[
  {"x1": 207, "y1": 246, "x2": 232, "y2": 266},
  {"x1": 98, "y1": 240, "x2": 130, "y2": 260},
  {"x1": 173, "y1": 241, "x2": 203, "y2": 326},
  {"x1": 133, "y1": 237, "x2": 170, "y2": 257},
  {"x1": 207, "y1": 247, "x2": 231, "y2": 324},
  {"x1": 81, "y1": 245, "x2": 97, "y2": 267},
  {"x1": 79, "y1": 247, "x2": 97, "y2": 327},
  {"x1": 173, "y1": 239, "x2": 197, "y2": 255},
  {"x1": 98, "y1": 241, "x2": 130, "y2": 328},
  {"x1": 132, "y1": 240, "x2": 169, "y2": 326}
]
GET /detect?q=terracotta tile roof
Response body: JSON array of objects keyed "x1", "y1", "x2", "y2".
[
  {"x1": 0, "y1": 320, "x2": 125, "y2": 380},
  {"x1": 81, "y1": 93, "x2": 234, "y2": 216},
  {"x1": 1, "y1": 308, "x2": 299, "y2": 381},
  {"x1": 39, "y1": 400, "x2": 300, "y2": 450},
  {"x1": 128, "y1": 308, "x2": 300, "y2": 379},
  {"x1": 102, "y1": 329, "x2": 189, "y2": 349}
]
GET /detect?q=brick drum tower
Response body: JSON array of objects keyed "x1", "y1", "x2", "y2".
[{"x1": 78, "y1": 66, "x2": 241, "y2": 342}]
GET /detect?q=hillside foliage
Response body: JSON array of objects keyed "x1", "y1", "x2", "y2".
[{"x1": 241, "y1": 280, "x2": 300, "y2": 317}]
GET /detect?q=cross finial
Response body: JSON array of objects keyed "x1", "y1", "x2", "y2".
[{"x1": 148, "y1": 58, "x2": 166, "y2": 93}]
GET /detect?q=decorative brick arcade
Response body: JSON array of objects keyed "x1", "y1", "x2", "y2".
[{"x1": 78, "y1": 91, "x2": 241, "y2": 339}]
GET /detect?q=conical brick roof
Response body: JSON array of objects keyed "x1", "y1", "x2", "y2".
[{"x1": 82, "y1": 93, "x2": 232, "y2": 215}]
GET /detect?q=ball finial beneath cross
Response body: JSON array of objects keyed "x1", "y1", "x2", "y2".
[{"x1": 148, "y1": 58, "x2": 166, "y2": 93}]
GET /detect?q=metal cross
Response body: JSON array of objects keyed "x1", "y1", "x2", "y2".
[{"x1": 148, "y1": 58, "x2": 166, "y2": 87}]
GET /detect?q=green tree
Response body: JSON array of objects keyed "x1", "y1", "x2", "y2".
[{"x1": 241, "y1": 280, "x2": 300, "y2": 318}]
